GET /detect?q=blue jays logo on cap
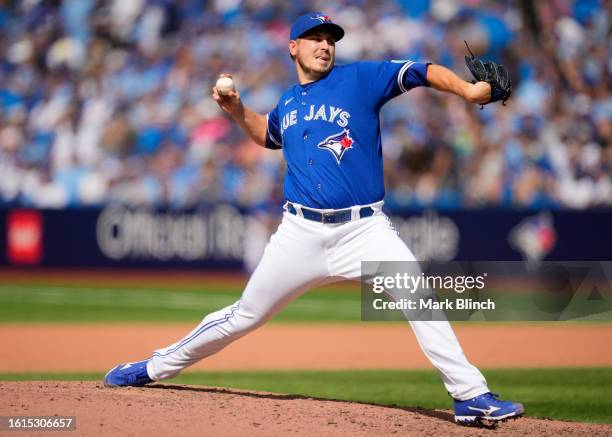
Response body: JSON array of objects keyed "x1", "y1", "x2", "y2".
[
  {"x1": 317, "y1": 129, "x2": 354, "y2": 164},
  {"x1": 290, "y1": 12, "x2": 345, "y2": 41},
  {"x1": 311, "y1": 14, "x2": 331, "y2": 23}
]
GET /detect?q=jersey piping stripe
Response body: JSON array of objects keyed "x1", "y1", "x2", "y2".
[
  {"x1": 152, "y1": 301, "x2": 241, "y2": 358},
  {"x1": 266, "y1": 113, "x2": 282, "y2": 147},
  {"x1": 397, "y1": 61, "x2": 415, "y2": 93}
]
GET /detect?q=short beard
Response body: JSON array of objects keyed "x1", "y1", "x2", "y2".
[{"x1": 297, "y1": 55, "x2": 333, "y2": 79}]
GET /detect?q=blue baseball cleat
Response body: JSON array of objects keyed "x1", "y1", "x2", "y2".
[
  {"x1": 454, "y1": 392, "x2": 524, "y2": 424},
  {"x1": 103, "y1": 360, "x2": 153, "y2": 387}
]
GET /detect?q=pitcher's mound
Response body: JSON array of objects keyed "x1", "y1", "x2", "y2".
[{"x1": 1, "y1": 382, "x2": 610, "y2": 436}]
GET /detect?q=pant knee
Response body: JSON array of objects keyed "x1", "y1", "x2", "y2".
[{"x1": 227, "y1": 300, "x2": 267, "y2": 335}]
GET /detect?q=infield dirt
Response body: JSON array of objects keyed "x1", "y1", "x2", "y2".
[
  {"x1": 1, "y1": 382, "x2": 611, "y2": 436},
  {"x1": 2, "y1": 323, "x2": 612, "y2": 372}
]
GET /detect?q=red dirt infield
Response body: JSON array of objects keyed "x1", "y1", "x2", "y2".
[
  {"x1": 1, "y1": 323, "x2": 612, "y2": 372},
  {"x1": 1, "y1": 382, "x2": 611, "y2": 436}
]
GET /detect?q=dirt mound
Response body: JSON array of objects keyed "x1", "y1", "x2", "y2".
[{"x1": 1, "y1": 382, "x2": 610, "y2": 436}]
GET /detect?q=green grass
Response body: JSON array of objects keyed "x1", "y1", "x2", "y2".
[
  {"x1": 0, "y1": 283, "x2": 362, "y2": 323},
  {"x1": 2, "y1": 282, "x2": 611, "y2": 323},
  {"x1": 2, "y1": 368, "x2": 611, "y2": 424}
]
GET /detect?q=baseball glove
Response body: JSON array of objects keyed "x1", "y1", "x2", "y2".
[{"x1": 464, "y1": 41, "x2": 512, "y2": 106}]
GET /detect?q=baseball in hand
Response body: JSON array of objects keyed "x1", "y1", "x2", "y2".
[{"x1": 216, "y1": 76, "x2": 235, "y2": 95}]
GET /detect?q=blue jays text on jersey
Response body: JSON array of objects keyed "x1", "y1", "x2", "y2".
[{"x1": 266, "y1": 60, "x2": 430, "y2": 209}]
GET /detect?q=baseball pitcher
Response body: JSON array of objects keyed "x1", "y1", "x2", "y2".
[{"x1": 104, "y1": 12, "x2": 521, "y2": 425}]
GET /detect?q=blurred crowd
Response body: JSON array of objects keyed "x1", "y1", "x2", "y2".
[{"x1": 0, "y1": 0, "x2": 609, "y2": 211}]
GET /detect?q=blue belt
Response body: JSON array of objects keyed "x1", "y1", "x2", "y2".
[{"x1": 286, "y1": 202, "x2": 375, "y2": 224}]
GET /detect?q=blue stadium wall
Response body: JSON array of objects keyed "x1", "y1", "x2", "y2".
[{"x1": 0, "y1": 206, "x2": 611, "y2": 269}]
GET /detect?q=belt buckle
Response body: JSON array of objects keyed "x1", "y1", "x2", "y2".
[{"x1": 321, "y1": 211, "x2": 334, "y2": 223}]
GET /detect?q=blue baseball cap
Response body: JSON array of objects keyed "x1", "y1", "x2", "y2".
[{"x1": 290, "y1": 12, "x2": 345, "y2": 42}]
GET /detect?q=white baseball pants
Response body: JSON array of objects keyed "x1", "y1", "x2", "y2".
[{"x1": 148, "y1": 206, "x2": 489, "y2": 400}]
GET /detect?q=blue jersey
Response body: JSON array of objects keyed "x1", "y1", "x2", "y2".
[{"x1": 266, "y1": 60, "x2": 430, "y2": 209}]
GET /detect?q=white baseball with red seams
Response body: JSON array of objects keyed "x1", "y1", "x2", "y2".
[{"x1": 215, "y1": 76, "x2": 235, "y2": 95}]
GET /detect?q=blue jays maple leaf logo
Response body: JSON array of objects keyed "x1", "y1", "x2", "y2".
[
  {"x1": 509, "y1": 212, "x2": 556, "y2": 265},
  {"x1": 317, "y1": 129, "x2": 354, "y2": 164},
  {"x1": 311, "y1": 14, "x2": 331, "y2": 23}
]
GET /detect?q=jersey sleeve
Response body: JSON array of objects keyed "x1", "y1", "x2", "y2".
[
  {"x1": 357, "y1": 60, "x2": 431, "y2": 107},
  {"x1": 265, "y1": 104, "x2": 283, "y2": 150}
]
